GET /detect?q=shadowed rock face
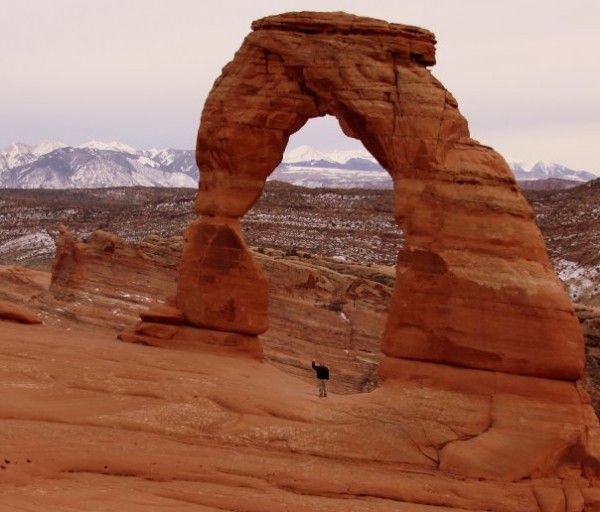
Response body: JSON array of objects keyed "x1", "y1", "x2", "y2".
[{"x1": 180, "y1": 11, "x2": 583, "y2": 379}]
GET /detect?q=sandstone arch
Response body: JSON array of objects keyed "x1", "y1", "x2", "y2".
[{"x1": 177, "y1": 12, "x2": 583, "y2": 380}]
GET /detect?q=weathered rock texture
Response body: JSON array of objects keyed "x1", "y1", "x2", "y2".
[
  {"x1": 1, "y1": 232, "x2": 600, "y2": 509},
  {"x1": 47, "y1": 230, "x2": 388, "y2": 394},
  {"x1": 177, "y1": 217, "x2": 269, "y2": 335},
  {"x1": 1, "y1": 319, "x2": 600, "y2": 511},
  {"x1": 183, "y1": 11, "x2": 583, "y2": 379},
  {"x1": 50, "y1": 227, "x2": 181, "y2": 328},
  {"x1": 2, "y1": 11, "x2": 594, "y2": 508}
]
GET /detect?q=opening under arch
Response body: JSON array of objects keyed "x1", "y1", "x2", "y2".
[{"x1": 240, "y1": 116, "x2": 404, "y2": 394}]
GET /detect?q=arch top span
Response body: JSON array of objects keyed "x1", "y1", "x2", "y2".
[
  {"x1": 180, "y1": 11, "x2": 584, "y2": 381},
  {"x1": 195, "y1": 11, "x2": 467, "y2": 219},
  {"x1": 250, "y1": 11, "x2": 437, "y2": 67}
]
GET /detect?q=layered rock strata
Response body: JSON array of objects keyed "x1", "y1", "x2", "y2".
[
  {"x1": 48, "y1": 230, "x2": 389, "y2": 394},
  {"x1": 182, "y1": 11, "x2": 583, "y2": 379},
  {"x1": 1, "y1": 226, "x2": 599, "y2": 508},
  {"x1": 1, "y1": 320, "x2": 600, "y2": 511},
  {"x1": 177, "y1": 217, "x2": 269, "y2": 335}
]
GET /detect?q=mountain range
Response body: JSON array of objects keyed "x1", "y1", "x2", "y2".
[
  {"x1": 0, "y1": 141, "x2": 597, "y2": 189},
  {"x1": 0, "y1": 141, "x2": 197, "y2": 189}
]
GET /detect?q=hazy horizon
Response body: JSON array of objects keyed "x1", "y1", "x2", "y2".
[{"x1": 2, "y1": 0, "x2": 599, "y2": 173}]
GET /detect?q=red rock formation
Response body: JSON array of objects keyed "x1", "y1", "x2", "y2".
[
  {"x1": 1, "y1": 319, "x2": 600, "y2": 511},
  {"x1": 1, "y1": 227, "x2": 599, "y2": 508},
  {"x1": 177, "y1": 217, "x2": 269, "y2": 335},
  {"x1": 181, "y1": 11, "x2": 583, "y2": 379},
  {"x1": 47, "y1": 230, "x2": 389, "y2": 393}
]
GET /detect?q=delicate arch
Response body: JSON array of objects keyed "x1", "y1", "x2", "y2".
[{"x1": 177, "y1": 12, "x2": 583, "y2": 380}]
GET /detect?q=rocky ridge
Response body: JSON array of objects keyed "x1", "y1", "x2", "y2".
[
  {"x1": 46, "y1": 228, "x2": 389, "y2": 394},
  {"x1": 0, "y1": 142, "x2": 197, "y2": 188}
]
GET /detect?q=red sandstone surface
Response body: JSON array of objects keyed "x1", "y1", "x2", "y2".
[
  {"x1": 1, "y1": 320, "x2": 600, "y2": 510},
  {"x1": 189, "y1": 11, "x2": 583, "y2": 380},
  {"x1": 0, "y1": 227, "x2": 599, "y2": 511}
]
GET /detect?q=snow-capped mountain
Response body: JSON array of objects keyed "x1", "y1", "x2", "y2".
[
  {"x1": 0, "y1": 141, "x2": 70, "y2": 170},
  {"x1": 0, "y1": 143, "x2": 39, "y2": 171},
  {"x1": 78, "y1": 140, "x2": 138, "y2": 155},
  {"x1": 508, "y1": 160, "x2": 597, "y2": 182},
  {"x1": 275, "y1": 145, "x2": 387, "y2": 188},
  {"x1": 0, "y1": 141, "x2": 597, "y2": 189},
  {"x1": 0, "y1": 142, "x2": 198, "y2": 189},
  {"x1": 32, "y1": 141, "x2": 68, "y2": 156},
  {"x1": 283, "y1": 145, "x2": 378, "y2": 166},
  {"x1": 276, "y1": 147, "x2": 598, "y2": 189}
]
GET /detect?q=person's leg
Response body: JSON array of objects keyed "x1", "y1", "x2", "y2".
[
  {"x1": 318, "y1": 379, "x2": 325, "y2": 397},
  {"x1": 323, "y1": 379, "x2": 328, "y2": 397}
]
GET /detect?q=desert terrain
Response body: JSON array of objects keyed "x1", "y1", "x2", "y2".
[{"x1": 0, "y1": 178, "x2": 599, "y2": 510}]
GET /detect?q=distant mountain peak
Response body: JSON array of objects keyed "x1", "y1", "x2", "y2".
[
  {"x1": 283, "y1": 145, "x2": 329, "y2": 164},
  {"x1": 283, "y1": 145, "x2": 376, "y2": 165},
  {"x1": 0, "y1": 142, "x2": 197, "y2": 189},
  {"x1": 78, "y1": 140, "x2": 138, "y2": 155},
  {"x1": 507, "y1": 158, "x2": 597, "y2": 182},
  {"x1": 0, "y1": 142, "x2": 34, "y2": 155},
  {"x1": 32, "y1": 141, "x2": 68, "y2": 156}
]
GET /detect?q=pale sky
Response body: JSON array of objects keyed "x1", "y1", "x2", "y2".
[{"x1": 2, "y1": 0, "x2": 599, "y2": 173}]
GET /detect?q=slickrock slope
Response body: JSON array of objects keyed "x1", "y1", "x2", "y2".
[
  {"x1": 1, "y1": 303, "x2": 600, "y2": 510},
  {"x1": 1, "y1": 232, "x2": 600, "y2": 510}
]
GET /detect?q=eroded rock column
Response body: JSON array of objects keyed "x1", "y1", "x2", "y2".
[
  {"x1": 380, "y1": 142, "x2": 584, "y2": 379},
  {"x1": 177, "y1": 217, "x2": 268, "y2": 335}
]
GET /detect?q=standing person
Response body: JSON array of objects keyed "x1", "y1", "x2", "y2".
[{"x1": 312, "y1": 360, "x2": 329, "y2": 397}]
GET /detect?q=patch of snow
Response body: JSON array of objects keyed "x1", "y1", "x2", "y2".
[
  {"x1": 554, "y1": 258, "x2": 598, "y2": 301},
  {"x1": 136, "y1": 156, "x2": 160, "y2": 168},
  {"x1": 283, "y1": 145, "x2": 376, "y2": 165},
  {"x1": 269, "y1": 165, "x2": 392, "y2": 189},
  {"x1": 327, "y1": 148, "x2": 377, "y2": 164},
  {"x1": 0, "y1": 142, "x2": 36, "y2": 171},
  {"x1": 0, "y1": 231, "x2": 55, "y2": 261},
  {"x1": 32, "y1": 141, "x2": 67, "y2": 156},
  {"x1": 283, "y1": 145, "x2": 330, "y2": 164},
  {"x1": 78, "y1": 140, "x2": 138, "y2": 155}
]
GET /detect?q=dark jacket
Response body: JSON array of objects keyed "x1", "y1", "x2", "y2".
[{"x1": 312, "y1": 361, "x2": 329, "y2": 380}]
